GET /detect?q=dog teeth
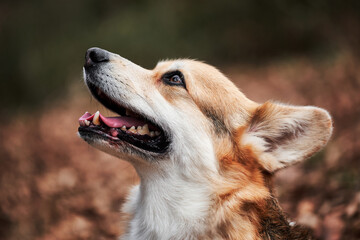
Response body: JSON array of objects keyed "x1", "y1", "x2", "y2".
[
  {"x1": 142, "y1": 124, "x2": 149, "y2": 132},
  {"x1": 129, "y1": 126, "x2": 136, "y2": 133},
  {"x1": 125, "y1": 109, "x2": 131, "y2": 116},
  {"x1": 117, "y1": 123, "x2": 159, "y2": 136},
  {"x1": 85, "y1": 120, "x2": 90, "y2": 126},
  {"x1": 93, "y1": 111, "x2": 101, "y2": 125},
  {"x1": 136, "y1": 124, "x2": 150, "y2": 135}
]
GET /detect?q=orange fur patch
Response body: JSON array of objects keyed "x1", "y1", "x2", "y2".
[{"x1": 206, "y1": 127, "x2": 270, "y2": 239}]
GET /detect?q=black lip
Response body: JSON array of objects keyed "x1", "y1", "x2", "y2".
[
  {"x1": 82, "y1": 77, "x2": 170, "y2": 154},
  {"x1": 78, "y1": 125, "x2": 169, "y2": 153},
  {"x1": 87, "y1": 81, "x2": 127, "y2": 116}
]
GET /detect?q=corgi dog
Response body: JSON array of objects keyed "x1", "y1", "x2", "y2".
[{"x1": 78, "y1": 47, "x2": 333, "y2": 240}]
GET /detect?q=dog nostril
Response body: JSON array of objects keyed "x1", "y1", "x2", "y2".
[
  {"x1": 89, "y1": 51, "x2": 97, "y2": 62},
  {"x1": 85, "y1": 47, "x2": 110, "y2": 67}
]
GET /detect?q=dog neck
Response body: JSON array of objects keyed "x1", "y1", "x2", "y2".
[
  {"x1": 121, "y1": 151, "x2": 312, "y2": 240},
  {"x1": 123, "y1": 158, "x2": 215, "y2": 239}
]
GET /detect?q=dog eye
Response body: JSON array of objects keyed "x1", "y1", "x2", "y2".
[
  {"x1": 162, "y1": 71, "x2": 185, "y2": 88},
  {"x1": 170, "y1": 75, "x2": 182, "y2": 83}
]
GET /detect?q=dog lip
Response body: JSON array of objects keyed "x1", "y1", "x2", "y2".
[
  {"x1": 86, "y1": 81, "x2": 127, "y2": 116},
  {"x1": 80, "y1": 81, "x2": 170, "y2": 153},
  {"x1": 85, "y1": 81, "x2": 163, "y2": 132},
  {"x1": 78, "y1": 124, "x2": 169, "y2": 153}
]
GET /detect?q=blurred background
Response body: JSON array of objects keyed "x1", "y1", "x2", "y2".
[{"x1": 0, "y1": 0, "x2": 359, "y2": 239}]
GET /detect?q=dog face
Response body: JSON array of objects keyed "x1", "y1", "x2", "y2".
[{"x1": 79, "y1": 47, "x2": 332, "y2": 177}]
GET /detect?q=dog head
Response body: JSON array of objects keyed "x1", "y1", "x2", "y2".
[{"x1": 79, "y1": 47, "x2": 332, "y2": 178}]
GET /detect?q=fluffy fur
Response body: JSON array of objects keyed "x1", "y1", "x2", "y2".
[{"x1": 79, "y1": 48, "x2": 333, "y2": 240}]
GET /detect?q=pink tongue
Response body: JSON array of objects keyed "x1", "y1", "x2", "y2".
[
  {"x1": 79, "y1": 112, "x2": 155, "y2": 129},
  {"x1": 79, "y1": 112, "x2": 93, "y2": 121}
]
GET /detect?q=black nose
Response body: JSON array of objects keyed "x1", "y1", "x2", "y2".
[{"x1": 84, "y1": 47, "x2": 109, "y2": 68}]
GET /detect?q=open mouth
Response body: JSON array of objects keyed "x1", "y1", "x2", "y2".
[{"x1": 78, "y1": 83, "x2": 169, "y2": 153}]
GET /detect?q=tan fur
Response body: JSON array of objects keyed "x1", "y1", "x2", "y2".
[
  {"x1": 151, "y1": 60, "x2": 330, "y2": 239},
  {"x1": 82, "y1": 51, "x2": 332, "y2": 239},
  {"x1": 154, "y1": 60, "x2": 258, "y2": 130}
]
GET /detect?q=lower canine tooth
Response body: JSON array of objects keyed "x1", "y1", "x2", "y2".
[{"x1": 93, "y1": 111, "x2": 101, "y2": 125}]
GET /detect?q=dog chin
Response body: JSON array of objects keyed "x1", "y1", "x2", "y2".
[{"x1": 77, "y1": 131, "x2": 166, "y2": 163}]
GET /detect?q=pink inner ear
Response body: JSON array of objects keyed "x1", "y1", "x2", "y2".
[{"x1": 243, "y1": 102, "x2": 333, "y2": 172}]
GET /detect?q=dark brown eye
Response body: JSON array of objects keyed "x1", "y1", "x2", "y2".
[
  {"x1": 162, "y1": 71, "x2": 185, "y2": 88},
  {"x1": 169, "y1": 75, "x2": 182, "y2": 83}
]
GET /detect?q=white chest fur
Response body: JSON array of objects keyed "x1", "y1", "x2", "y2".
[{"x1": 121, "y1": 171, "x2": 214, "y2": 240}]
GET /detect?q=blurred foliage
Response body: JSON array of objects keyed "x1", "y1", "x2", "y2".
[
  {"x1": 1, "y1": 52, "x2": 359, "y2": 240},
  {"x1": 1, "y1": 1, "x2": 360, "y2": 238},
  {"x1": 0, "y1": 0, "x2": 360, "y2": 114}
]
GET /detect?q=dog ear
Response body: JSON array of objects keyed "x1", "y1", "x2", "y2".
[{"x1": 240, "y1": 102, "x2": 333, "y2": 172}]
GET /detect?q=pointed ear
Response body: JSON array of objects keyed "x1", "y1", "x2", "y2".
[{"x1": 240, "y1": 102, "x2": 333, "y2": 172}]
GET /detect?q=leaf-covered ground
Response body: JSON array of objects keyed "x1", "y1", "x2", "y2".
[{"x1": 0, "y1": 53, "x2": 359, "y2": 240}]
